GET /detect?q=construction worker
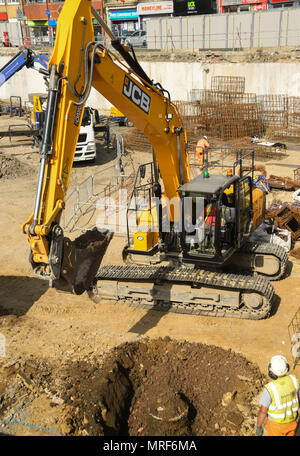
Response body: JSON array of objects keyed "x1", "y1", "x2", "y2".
[
  {"x1": 196, "y1": 136, "x2": 209, "y2": 170},
  {"x1": 204, "y1": 201, "x2": 216, "y2": 226},
  {"x1": 256, "y1": 355, "x2": 300, "y2": 436}
]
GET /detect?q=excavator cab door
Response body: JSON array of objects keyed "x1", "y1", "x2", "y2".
[
  {"x1": 237, "y1": 176, "x2": 253, "y2": 247},
  {"x1": 180, "y1": 193, "x2": 222, "y2": 264}
]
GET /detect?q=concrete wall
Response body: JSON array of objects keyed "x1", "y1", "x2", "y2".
[
  {"x1": 147, "y1": 8, "x2": 300, "y2": 50},
  {"x1": 1, "y1": 55, "x2": 300, "y2": 112}
]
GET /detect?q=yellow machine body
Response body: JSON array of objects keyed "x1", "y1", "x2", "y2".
[
  {"x1": 22, "y1": 0, "x2": 275, "y2": 294},
  {"x1": 134, "y1": 203, "x2": 159, "y2": 251}
]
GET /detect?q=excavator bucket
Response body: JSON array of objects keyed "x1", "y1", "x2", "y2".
[{"x1": 55, "y1": 228, "x2": 113, "y2": 295}]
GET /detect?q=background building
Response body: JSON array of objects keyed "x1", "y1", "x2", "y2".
[
  {"x1": 268, "y1": 0, "x2": 300, "y2": 8},
  {"x1": 23, "y1": 0, "x2": 103, "y2": 46},
  {"x1": 219, "y1": 0, "x2": 267, "y2": 13},
  {"x1": 137, "y1": 1, "x2": 173, "y2": 31},
  {"x1": 0, "y1": 0, "x2": 23, "y2": 46},
  {"x1": 105, "y1": 0, "x2": 138, "y2": 36}
]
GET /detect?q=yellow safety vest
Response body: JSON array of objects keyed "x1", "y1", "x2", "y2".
[
  {"x1": 204, "y1": 203, "x2": 213, "y2": 223},
  {"x1": 265, "y1": 375, "x2": 299, "y2": 424},
  {"x1": 204, "y1": 203, "x2": 226, "y2": 226}
]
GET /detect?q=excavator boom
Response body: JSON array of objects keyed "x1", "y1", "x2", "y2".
[{"x1": 22, "y1": 0, "x2": 190, "y2": 293}]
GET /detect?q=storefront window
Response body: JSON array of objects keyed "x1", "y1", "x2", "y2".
[{"x1": 29, "y1": 25, "x2": 49, "y2": 45}]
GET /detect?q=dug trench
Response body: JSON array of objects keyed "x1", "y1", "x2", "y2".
[{"x1": 0, "y1": 338, "x2": 267, "y2": 436}]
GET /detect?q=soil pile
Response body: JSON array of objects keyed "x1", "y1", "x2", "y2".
[
  {"x1": 61, "y1": 338, "x2": 266, "y2": 436},
  {"x1": 0, "y1": 338, "x2": 267, "y2": 436},
  {"x1": 0, "y1": 154, "x2": 32, "y2": 179}
]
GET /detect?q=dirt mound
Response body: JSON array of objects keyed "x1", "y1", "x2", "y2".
[
  {"x1": 61, "y1": 338, "x2": 266, "y2": 436},
  {"x1": 0, "y1": 338, "x2": 267, "y2": 436},
  {"x1": 0, "y1": 153, "x2": 32, "y2": 179}
]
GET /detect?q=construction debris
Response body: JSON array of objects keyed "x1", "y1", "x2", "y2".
[
  {"x1": 266, "y1": 175, "x2": 300, "y2": 191},
  {"x1": 293, "y1": 189, "x2": 300, "y2": 202},
  {"x1": 265, "y1": 202, "x2": 300, "y2": 241},
  {"x1": 249, "y1": 223, "x2": 291, "y2": 252}
]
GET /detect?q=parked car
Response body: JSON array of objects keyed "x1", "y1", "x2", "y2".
[{"x1": 124, "y1": 30, "x2": 147, "y2": 48}]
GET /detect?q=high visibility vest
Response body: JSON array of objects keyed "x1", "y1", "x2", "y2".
[
  {"x1": 196, "y1": 139, "x2": 209, "y2": 163},
  {"x1": 265, "y1": 374, "x2": 299, "y2": 424},
  {"x1": 205, "y1": 203, "x2": 216, "y2": 225}
]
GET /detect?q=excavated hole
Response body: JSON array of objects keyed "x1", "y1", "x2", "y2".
[{"x1": 64, "y1": 338, "x2": 266, "y2": 436}]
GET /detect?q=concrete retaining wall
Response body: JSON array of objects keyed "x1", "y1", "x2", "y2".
[{"x1": 1, "y1": 55, "x2": 300, "y2": 112}]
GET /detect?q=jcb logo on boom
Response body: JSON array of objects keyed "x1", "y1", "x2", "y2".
[{"x1": 123, "y1": 76, "x2": 151, "y2": 114}]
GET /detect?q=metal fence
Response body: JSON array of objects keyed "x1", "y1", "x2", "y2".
[
  {"x1": 62, "y1": 143, "x2": 136, "y2": 234},
  {"x1": 147, "y1": 8, "x2": 300, "y2": 50},
  {"x1": 62, "y1": 166, "x2": 118, "y2": 233}
]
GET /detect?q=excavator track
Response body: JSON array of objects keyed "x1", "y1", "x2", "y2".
[
  {"x1": 229, "y1": 242, "x2": 288, "y2": 281},
  {"x1": 95, "y1": 265, "x2": 275, "y2": 320},
  {"x1": 123, "y1": 242, "x2": 288, "y2": 282}
]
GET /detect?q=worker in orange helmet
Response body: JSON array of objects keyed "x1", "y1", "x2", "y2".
[{"x1": 196, "y1": 136, "x2": 210, "y2": 170}]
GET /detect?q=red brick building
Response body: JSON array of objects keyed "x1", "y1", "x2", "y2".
[
  {"x1": 22, "y1": 0, "x2": 103, "y2": 46},
  {"x1": 23, "y1": 0, "x2": 102, "y2": 23}
]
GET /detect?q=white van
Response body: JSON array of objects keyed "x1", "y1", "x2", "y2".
[
  {"x1": 74, "y1": 106, "x2": 97, "y2": 162},
  {"x1": 36, "y1": 95, "x2": 98, "y2": 163}
]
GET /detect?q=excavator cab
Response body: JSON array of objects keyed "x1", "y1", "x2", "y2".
[{"x1": 178, "y1": 172, "x2": 254, "y2": 267}]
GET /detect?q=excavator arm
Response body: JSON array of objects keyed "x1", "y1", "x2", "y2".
[
  {"x1": 22, "y1": 0, "x2": 190, "y2": 294},
  {"x1": 0, "y1": 48, "x2": 48, "y2": 87}
]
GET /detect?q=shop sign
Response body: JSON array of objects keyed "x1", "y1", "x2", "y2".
[
  {"x1": 28, "y1": 20, "x2": 48, "y2": 26},
  {"x1": 109, "y1": 9, "x2": 138, "y2": 20},
  {"x1": 0, "y1": 13, "x2": 8, "y2": 21},
  {"x1": 173, "y1": 0, "x2": 214, "y2": 16},
  {"x1": 137, "y1": 2, "x2": 174, "y2": 15},
  {"x1": 242, "y1": 0, "x2": 265, "y2": 3}
]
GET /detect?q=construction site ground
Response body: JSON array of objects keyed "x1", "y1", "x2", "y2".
[{"x1": 0, "y1": 114, "x2": 300, "y2": 437}]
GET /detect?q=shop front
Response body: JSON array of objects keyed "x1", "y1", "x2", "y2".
[
  {"x1": 27, "y1": 20, "x2": 50, "y2": 46},
  {"x1": 137, "y1": 1, "x2": 173, "y2": 30},
  {"x1": 0, "y1": 13, "x2": 8, "y2": 23},
  {"x1": 173, "y1": 0, "x2": 215, "y2": 16},
  {"x1": 108, "y1": 8, "x2": 139, "y2": 37},
  {"x1": 219, "y1": 0, "x2": 267, "y2": 13},
  {"x1": 268, "y1": 0, "x2": 298, "y2": 7}
]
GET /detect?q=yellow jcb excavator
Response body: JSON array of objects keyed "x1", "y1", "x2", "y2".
[{"x1": 22, "y1": 0, "x2": 288, "y2": 320}]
